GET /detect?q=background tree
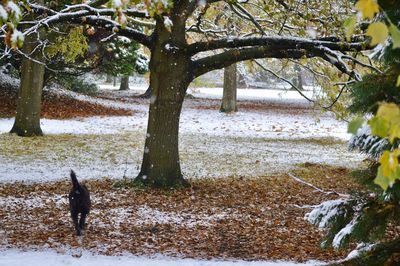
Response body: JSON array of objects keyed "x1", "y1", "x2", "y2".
[
  {"x1": 220, "y1": 63, "x2": 237, "y2": 113},
  {"x1": 10, "y1": 30, "x2": 45, "y2": 136},
  {"x1": 2, "y1": 6, "x2": 148, "y2": 136},
  {"x1": 98, "y1": 36, "x2": 148, "y2": 90},
  {"x1": 8, "y1": 0, "x2": 45, "y2": 136}
]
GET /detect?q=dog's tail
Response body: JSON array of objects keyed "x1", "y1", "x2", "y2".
[{"x1": 70, "y1": 170, "x2": 80, "y2": 189}]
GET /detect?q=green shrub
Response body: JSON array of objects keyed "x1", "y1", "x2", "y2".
[{"x1": 57, "y1": 75, "x2": 98, "y2": 96}]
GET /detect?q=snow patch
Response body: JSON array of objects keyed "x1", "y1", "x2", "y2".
[
  {"x1": 0, "y1": 249, "x2": 323, "y2": 266},
  {"x1": 345, "y1": 243, "x2": 375, "y2": 260},
  {"x1": 332, "y1": 219, "x2": 357, "y2": 248},
  {"x1": 305, "y1": 199, "x2": 348, "y2": 228},
  {"x1": 134, "y1": 206, "x2": 237, "y2": 227},
  {"x1": 0, "y1": 5, "x2": 7, "y2": 21},
  {"x1": 7, "y1": 1, "x2": 21, "y2": 20}
]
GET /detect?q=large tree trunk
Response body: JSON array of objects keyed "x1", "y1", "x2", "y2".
[
  {"x1": 119, "y1": 76, "x2": 130, "y2": 90},
  {"x1": 10, "y1": 33, "x2": 45, "y2": 137},
  {"x1": 135, "y1": 18, "x2": 191, "y2": 188},
  {"x1": 220, "y1": 63, "x2": 238, "y2": 113}
]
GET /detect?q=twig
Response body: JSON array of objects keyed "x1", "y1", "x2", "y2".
[
  {"x1": 253, "y1": 59, "x2": 316, "y2": 103},
  {"x1": 122, "y1": 156, "x2": 129, "y2": 179},
  {"x1": 290, "y1": 204, "x2": 320, "y2": 209},
  {"x1": 287, "y1": 172, "x2": 349, "y2": 198}
]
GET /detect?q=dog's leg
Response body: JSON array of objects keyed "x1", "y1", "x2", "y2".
[
  {"x1": 79, "y1": 212, "x2": 87, "y2": 232},
  {"x1": 71, "y1": 211, "x2": 81, "y2": 236}
]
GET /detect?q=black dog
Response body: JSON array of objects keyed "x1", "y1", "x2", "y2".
[{"x1": 68, "y1": 170, "x2": 91, "y2": 236}]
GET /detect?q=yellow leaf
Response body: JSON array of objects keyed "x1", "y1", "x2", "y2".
[
  {"x1": 367, "y1": 22, "x2": 389, "y2": 46},
  {"x1": 375, "y1": 166, "x2": 391, "y2": 190},
  {"x1": 380, "y1": 150, "x2": 400, "y2": 176},
  {"x1": 397, "y1": 75, "x2": 400, "y2": 87},
  {"x1": 344, "y1": 16, "x2": 357, "y2": 41},
  {"x1": 379, "y1": 151, "x2": 392, "y2": 177},
  {"x1": 389, "y1": 124, "x2": 400, "y2": 143},
  {"x1": 355, "y1": 0, "x2": 380, "y2": 19},
  {"x1": 377, "y1": 103, "x2": 400, "y2": 123},
  {"x1": 389, "y1": 23, "x2": 400, "y2": 49}
]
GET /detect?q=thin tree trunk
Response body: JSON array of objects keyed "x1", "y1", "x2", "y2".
[
  {"x1": 119, "y1": 76, "x2": 130, "y2": 90},
  {"x1": 297, "y1": 70, "x2": 304, "y2": 90},
  {"x1": 10, "y1": 33, "x2": 45, "y2": 137},
  {"x1": 220, "y1": 63, "x2": 238, "y2": 113},
  {"x1": 294, "y1": 64, "x2": 304, "y2": 90},
  {"x1": 105, "y1": 74, "x2": 113, "y2": 83}
]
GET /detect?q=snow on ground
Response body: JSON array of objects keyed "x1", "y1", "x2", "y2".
[
  {"x1": 0, "y1": 249, "x2": 323, "y2": 266},
  {"x1": 99, "y1": 83, "x2": 317, "y2": 103},
  {"x1": 0, "y1": 103, "x2": 348, "y2": 139},
  {"x1": 1, "y1": 85, "x2": 353, "y2": 265},
  {"x1": 0, "y1": 85, "x2": 364, "y2": 183},
  {"x1": 189, "y1": 87, "x2": 316, "y2": 102}
]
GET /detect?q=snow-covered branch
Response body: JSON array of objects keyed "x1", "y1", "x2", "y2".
[
  {"x1": 19, "y1": 3, "x2": 152, "y2": 47},
  {"x1": 187, "y1": 36, "x2": 367, "y2": 56}
]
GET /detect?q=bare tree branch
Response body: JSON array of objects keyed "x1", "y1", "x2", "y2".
[
  {"x1": 192, "y1": 46, "x2": 313, "y2": 78},
  {"x1": 252, "y1": 59, "x2": 316, "y2": 103}
]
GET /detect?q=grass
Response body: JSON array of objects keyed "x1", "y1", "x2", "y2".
[
  {"x1": 245, "y1": 136, "x2": 346, "y2": 146},
  {"x1": 0, "y1": 133, "x2": 144, "y2": 162},
  {"x1": 0, "y1": 131, "x2": 360, "y2": 183},
  {"x1": 292, "y1": 162, "x2": 365, "y2": 193},
  {"x1": 190, "y1": 77, "x2": 219, "y2": 88}
]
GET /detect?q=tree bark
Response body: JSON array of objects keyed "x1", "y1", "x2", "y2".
[
  {"x1": 220, "y1": 63, "x2": 238, "y2": 113},
  {"x1": 10, "y1": 33, "x2": 45, "y2": 137},
  {"x1": 294, "y1": 64, "x2": 304, "y2": 90},
  {"x1": 134, "y1": 17, "x2": 191, "y2": 188},
  {"x1": 119, "y1": 76, "x2": 130, "y2": 90},
  {"x1": 105, "y1": 74, "x2": 113, "y2": 83}
]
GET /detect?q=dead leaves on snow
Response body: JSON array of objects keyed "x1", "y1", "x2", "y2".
[
  {"x1": 0, "y1": 164, "x2": 359, "y2": 262},
  {"x1": 0, "y1": 85, "x2": 132, "y2": 119}
]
